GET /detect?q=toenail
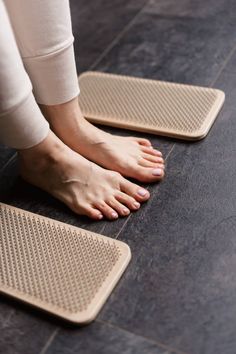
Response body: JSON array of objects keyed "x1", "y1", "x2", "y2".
[
  {"x1": 111, "y1": 212, "x2": 118, "y2": 219},
  {"x1": 152, "y1": 168, "x2": 163, "y2": 176},
  {"x1": 133, "y1": 202, "x2": 140, "y2": 209},
  {"x1": 98, "y1": 214, "x2": 103, "y2": 219},
  {"x1": 123, "y1": 208, "x2": 130, "y2": 215},
  {"x1": 138, "y1": 189, "x2": 148, "y2": 197}
]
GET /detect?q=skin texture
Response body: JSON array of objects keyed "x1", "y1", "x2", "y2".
[
  {"x1": 18, "y1": 131, "x2": 151, "y2": 220},
  {"x1": 40, "y1": 98, "x2": 165, "y2": 183}
]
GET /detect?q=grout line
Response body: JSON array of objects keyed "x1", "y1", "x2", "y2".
[
  {"x1": 99, "y1": 222, "x2": 108, "y2": 235},
  {"x1": 210, "y1": 43, "x2": 236, "y2": 87},
  {"x1": 163, "y1": 143, "x2": 176, "y2": 162},
  {"x1": 97, "y1": 319, "x2": 188, "y2": 354},
  {"x1": 1, "y1": 309, "x2": 15, "y2": 328},
  {"x1": 0, "y1": 152, "x2": 17, "y2": 175},
  {"x1": 39, "y1": 328, "x2": 59, "y2": 354},
  {"x1": 88, "y1": 0, "x2": 151, "y2": 71},
  {"x1": 115, "y1": 214, "x2": 132, "y2": 240}
]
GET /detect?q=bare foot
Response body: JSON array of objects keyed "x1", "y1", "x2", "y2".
[
  {"x1": 40, "y1": 98, "x2": 165, "y2": 183},
  {"x1": 18, "y1": 131, "x2": 150, "y2": 220}
]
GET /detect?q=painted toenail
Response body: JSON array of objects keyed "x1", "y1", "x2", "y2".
[
  {"x1": 138, "y1": 189, "x2": 148, "y2": 197},
  {"x1": 134, "y1": 202, "x2": 140, "y2": 209},
  {"x1": 111, "y1": 212, "x2": 118, "y2": 218},
  {"x1": 152, "y1": 168, "x2": 163, "y2": 176}
]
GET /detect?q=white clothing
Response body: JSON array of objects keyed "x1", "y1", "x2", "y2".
[{"x1": 0, "y1": 0, "x2": 80, "y2": 149}]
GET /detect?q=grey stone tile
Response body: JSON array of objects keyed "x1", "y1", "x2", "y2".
[
  {"x1": 0, "y1": 299, "x2": 55, "y2": 354},
  {"x1": 0, "y1": 144, "x2": 15, "y2": 171},
  {"x1": 98, "y1": 103, "x2": 236, "y2": 353},
  {"x1": 69, "y1": 0, "x2": 148, "y2": 72},
  {"x1": 214, "y1": 71, "x2": 236, "y2": 113},
  {"x1": 222, "y1": 49, "x2": 236, "y2": 74},
  {"x1": 95, "y1": 0, "x2": 236, "y2": 86},
  {"x1": 144, "y1": 0, "x2": 236, "y2": 19},
  {"x1": 207, "y1": 50, "x2": 236, "y2": 115},
  {"x1": 45, "y1": 321, "x2": 172, "y2": 354}
]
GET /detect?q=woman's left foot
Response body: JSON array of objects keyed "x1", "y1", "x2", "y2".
[{"x1": 40, "y1": 98, "x2": 165, "y2": 183}]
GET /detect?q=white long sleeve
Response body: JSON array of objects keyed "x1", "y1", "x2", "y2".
[
  {"x1": 0, "y1": 0, "x2": 49, "y2": 149},
  {"x1": 4, "y1": 0, "x2": 80, "y2": 105},
  {"x1": 0, "y1": 0, "x2": 80, "y2": 149}
]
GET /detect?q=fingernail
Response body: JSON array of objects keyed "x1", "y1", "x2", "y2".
[
  {"x1": 138, "y1": 189, "x2": 148, "y2": 197},
  {"x1": 98, "y1": 214, "x2": 103, "y2": 219},
  {"x1": 133, "y1": 202, "x2": 140, "y2": 209},
  {"x1": 111, "y1": 212, "x2": 118, "y2": 219},
  {"x1": 123, "y1": 208, "x2": 130, "y2": 215},
  {"x1": 152, "y1": 168, "x2": 163, "y2": 176}
]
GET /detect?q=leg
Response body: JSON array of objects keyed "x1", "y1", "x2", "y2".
[
  {"x1": 0, "y1": 0, "x2": 49, "y2": 149},
  {"x1": 4, "y1": 0, "x2": 79, "y2": 105},
  {"x1": 2, "y1": 0, "x2": 150, "y2": 220},
  {"x1": 5, "y1": 0, "x2": 165, "y2": 183}
]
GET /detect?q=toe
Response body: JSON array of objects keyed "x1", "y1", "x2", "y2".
[
  {"x1": 127, "y1": 165, "x2": 165, "y2": 183},
  {"x1": 86, "y1": 207, "x2": 104, "y2": 220},
  {"x1": 131, "y1": 137, "x2": 152, "y2": 147},
  {"x1": 142, "y1": 166, "x2": 165, "y2": 181},
  {"x1": 120, "y1": 177, "x2": 150, "y2": 202},
  {"x1": 141, "y1": 146, "x2": 163, "y2": 157},
  {"x1": 142, "y1": 153, "x2": 165, "y2": 164},
  {"x1": 143, "y1": 167, "x2": 165, "y2": 181},
  {"x1": 139, "y1": 157, "x2": 164, "y2": 168},
  {"x1": 70, "y1": 200, "x2": 104, "y2": 220},
  {"x1": 107, "y1": 197, "x2": 130, "y2": 216},
  {"x1": 115, "y1": 191, "x2": 141, "y2": 211},
  {"x1": 94, "y1": 201, "x2": 119, "y2": 220}
]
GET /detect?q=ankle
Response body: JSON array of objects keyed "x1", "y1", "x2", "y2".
[
  {"x1": 39, "y1": 96, "x2": 82, "y2": 123},
  {"x1": 18, "y1": 130, "x2": 65, "y2": 169},
  {"x1": 39, "y1": 98, "x2": 90, "y2": 150}
]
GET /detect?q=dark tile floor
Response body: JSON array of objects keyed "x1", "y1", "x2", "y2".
[{"x1": 1, "y1": 0, "x2": 236, "y2": 353}]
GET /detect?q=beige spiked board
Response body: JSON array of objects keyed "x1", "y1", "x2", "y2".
[
  {"x1": 0, "y1": 203, "x2": 131, "y2": 324},
  {"x1": 78, "y1": 71, "x2": 225, "y2": 140}
]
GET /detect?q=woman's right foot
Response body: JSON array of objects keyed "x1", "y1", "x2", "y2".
[
  {"x1": 18, "y1": 131, "x2": 150, "y2": 220},
  {"x1": 40, "y1": 99, "x2": 165, "y2": 183}
]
